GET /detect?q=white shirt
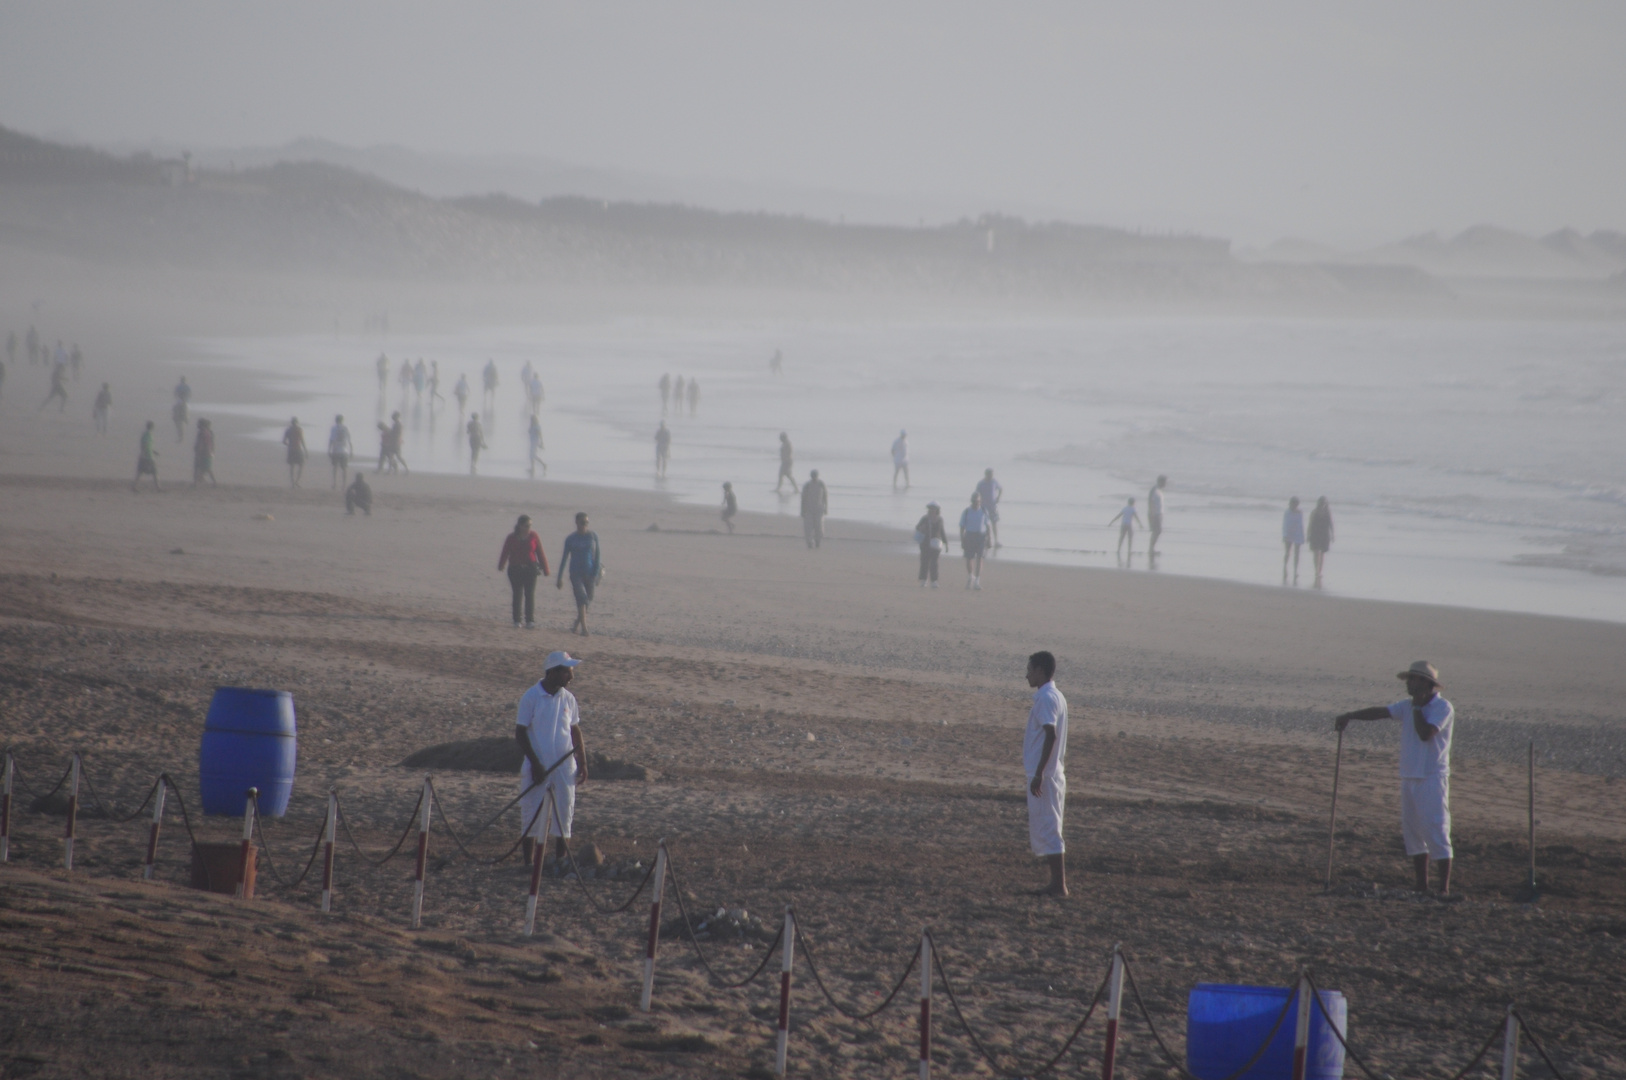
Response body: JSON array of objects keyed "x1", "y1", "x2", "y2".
[
  {"x1": 1148, "y1": 488, "x2": 1164, "y2": 516},
  {"x1": 1023, "y1": 681, "x2": 1068, "y2": 779},
  {"x1": 328, "y1": 423, "x2": 351, "y2": 455},
  {"x1": 1389, "y1": 694, "x2": 1453, "y2": 779},
  {"x1": 892, "y1": 436, "x2": 909, "y2": 465},
  {"x1": 1283, "y1": 509, "x2": 1305, "y2": 545},
  {"x1": 517, "y1": 683, "x2": 580, "y2": 782},
  {"x1": 960, "y1": 506, "x2": 991, "y2": 535}
]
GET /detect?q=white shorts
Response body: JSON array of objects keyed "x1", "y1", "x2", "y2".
[
  {"x1": 519, "y1": 762, "x2": 575, "y2": 840},
  {"x1": 1400, "y1": 775, "x2": 1451, "y2": 860},
  {"x1": 1027, "y1": 772, "x2": 1066, "y2": 857}
]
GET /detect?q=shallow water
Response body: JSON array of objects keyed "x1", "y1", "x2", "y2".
[{"x1": 194, "y1": 316, "x2": 1626, "y2": 624}]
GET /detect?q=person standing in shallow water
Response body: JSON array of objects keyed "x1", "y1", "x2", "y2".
[
  {"x1": 1308, "y1": 496, "x2": 1334, "y2": 588},
  {"x1": 133, "y1": 421, "x2": 160, "y2": 491},
  {"x1": 776, "y1": 432, "x2": 798, "y2": 494},
  {"x1": 1335, "y1": 661, "x2": 1455, "y2": 895},
  {"x1": 328, "y1": 414, "x2": 353, "y2": 489},
  {"x1": 282, "y1": 417, "x2": 307, "y2": 487},
  {"x1": 720, "y1": 481, "x2": 738, "y2": 533},
  {"x1": 1282, "y1": 496, "x2": 1305, "y2": 585},
  {"x1": 800, "y1": 469, "x2": 828, "y2": 548},
  {"x1": 1147, "y1": 475, "x2": 1167, "y2": 557},
  {"x1": 467, "y1": 413, "x2": 487, "y2": 475},
  {"x1": 1024, "y1": 651, "x2": 1069, "y2": 897},
  {"x1": 654, "y1": 421, "x2": 671, "y2": 479},
  {"x1": 891, "y1": 430, "x2": 910, "y2": 490},
  {"x1": 93, "y1": 382, "x2": 113, "y2": 435}
]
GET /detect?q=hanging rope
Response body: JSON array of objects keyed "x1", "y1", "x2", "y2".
[
  {"x1": 792, "y1": 916, "x2": 920, "y2": 1021},
  {"x1": 1515, "y1": 1011, "x2": 1573, "y2": 1080},
  {"x1": 335, "y1": 789, "x2": 424, "y2": 866},
  {"x1": 1122, "y1": 953, "x2": 1294, "y2": 1080},
  {"x1": 663, "y1": 853, "x2": 784, "y2": 988},
  {"x1": 251, "y1": 792, "x2": 327, "y2": 889}
]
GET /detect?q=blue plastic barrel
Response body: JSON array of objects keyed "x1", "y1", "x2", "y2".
[
  {"x1": 1187, "y1": 983, "x2": 1347, "y2": 1080},
  {"x1": 198, "y1": 687, "x2": 297, "y2": 817}
]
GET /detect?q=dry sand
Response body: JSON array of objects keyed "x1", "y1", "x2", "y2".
[{"x1": 1, "y1": 285, "x2": 1623, "y2": 1079}]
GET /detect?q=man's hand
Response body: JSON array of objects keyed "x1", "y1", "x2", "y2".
[
  {"x1": 575, "y1": 753, "x2": 589, "y2": 783},
  {"x1": 1029, "y1": 774, "x2": 1043, "y2": 798}
]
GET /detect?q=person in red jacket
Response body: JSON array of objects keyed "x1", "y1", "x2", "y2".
[{"x1": 498, "y1": 514, "x2": 550, "y2": 629}]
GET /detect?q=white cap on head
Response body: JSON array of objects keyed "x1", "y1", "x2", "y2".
[{"x1": 544, "y1": 651, "x2": 582, "y2": 671}]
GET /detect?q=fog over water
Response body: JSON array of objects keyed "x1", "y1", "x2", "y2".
[{"x1": 200, "y1": 316, "x2": 1626, "y2": 624}]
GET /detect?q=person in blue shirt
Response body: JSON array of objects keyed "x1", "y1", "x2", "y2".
[{"x1": 556, "y1": 512, "x2": 602, "y2": 636}]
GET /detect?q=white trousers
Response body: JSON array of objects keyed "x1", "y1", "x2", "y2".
[
  {"x1": 1400, "y1": 775, "x2": 1451, "y2": 860},
  {"x1": 519, "y1": 762, "x2": 575, "y2": 840},
  {"x1": 1027, "y1": 772, "x2": 1066, "y2": 856}
]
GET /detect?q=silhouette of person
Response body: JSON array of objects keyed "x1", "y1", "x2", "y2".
[
  {"x1": 776, "y1": 432, "x2": 798, "y2": 493},
  {"x1": 654, "y1": 421, "x2": 671, "y2": 478},
  {"x1": 1308, "y1": 496, "x2": 1335, "y2": 588},
  {"x1": 721, "y1": 481, "x2": 738, "y2": 533},
  {"x1": 282, "y1": 417, "x2": 307, "y2": 487},
  {"x1": 1282, "y1": 496, "x2": 1305, "y2": 585},
  {"x1": 891, "y1": 430, "x2": 910, "y2": 490},
  {"x1": 193, "y1": 418, "x2": 216, "y2": 487},
  {"x1": 800, "y1": 469, "x2": 828, "y2": 548},
  {"x1": 133, "y1": 421, "x2": 160, "y2": 491},
  {"x1": 1109, "y1": 497, "x2": 1143, "y2": 559},
  {"x1": 976, "y1": 469, "x2": 1003, "y2": 548}
]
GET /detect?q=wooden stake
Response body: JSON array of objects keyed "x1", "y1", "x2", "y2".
[
  {"x1": 1325, "y1": 728, "x2": 1344, "y2": 892},
  {"x1": 639, "y1": 844, "x2": 668, "y2": 1011},
  {"x1": 143, "y1": 778, "x2": 167, "y2": 881},
  {"x1": 64, "y1": 755, "x2": 81, "y2": 871}
]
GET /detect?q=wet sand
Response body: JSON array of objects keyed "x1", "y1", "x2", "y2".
[{"x1": 2, "y1": 292, "x2": 1624, "y2": 1078}]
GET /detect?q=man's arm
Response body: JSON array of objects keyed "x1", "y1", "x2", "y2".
[
  {"x1": 556, "y1": 543, "x2": 570, "y2": 587},
  {"x1": 1411, "y1": 707, "x2": 1437, "y2": 742},
  {"x1": 1334, "y1": 706, "x2": 1394, "y2": 732},
  {"x1": 571, "y1": 726, "x2": 588, "y2": 782},
  {"x1": 1029, "y1": 725, "x2": 1056, "y2": 797},
  {"x1": 515, "y1": 725, "x2": 545, "y2": 780}
]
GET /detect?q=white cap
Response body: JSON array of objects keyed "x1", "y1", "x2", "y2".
[{"x1": 544, "y1": 651, "x2": 581, "y2": 671}]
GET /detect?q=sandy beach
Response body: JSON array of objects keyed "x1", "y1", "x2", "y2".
[{"x1": 2, "y1": 280, "x2": 1624, "y2": 1079}]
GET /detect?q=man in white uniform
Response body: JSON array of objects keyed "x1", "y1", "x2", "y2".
[
  {"x1": 515, "y1": 651, "x2": 590, "y2": 868},
  {"x1": 1023, "y1": 650, "x2": 1069, "y2": 897},
  {"x1": 1335, "y1": 660, "x2": 1455, "y2": 895},
  {"x1": 891, "y1": 430, "x2": 910, "y2": 490}
]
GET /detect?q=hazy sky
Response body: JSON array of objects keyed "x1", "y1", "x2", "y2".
[{"x1": 3, "y1": 2, "x2": 1623, "y2": 245}]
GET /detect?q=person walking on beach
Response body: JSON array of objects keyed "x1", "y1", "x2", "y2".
[
  {"x1": 800, "y1": 469, "x2": 828, "y2": 549},
  {"x1": 398, "y1": 358, "x2": 413, "y2": 401},
  {"x1": 172, "y1": 376, "x2": 191, "y2": 440},
  {"x1": 428, "y1": 360, "x2": 444, "y2": 405},
  {"x1": 192, "y1": 418, "x2": 216, "y2": 487},
  {"x1": 345, "y1": 472, "x2": 372, "y2": 516},
  {"x1": 413, "y1": 358, "x2": 427, "y2": 399},
  {"x1": 1109, "y1": 497, "x2": 1143, "y2": 559},
  {"x1": 1282, "y1": 496, "x2": 1305, "y2": 585},
  {"x1": 498, "y1": 514, "x2": 550, "y2": 629},
  {"x1": 960, "y1": 490, "x2": 992, "y2": 590},
  {"x1": 976, "y1": 469, "x2": 1003, "y2": 548},
  {"x1": 658, "y1": 373, "x2": 671, "y2": 414},
  {"x1": 776, "y1": 432, "x2": 799, "y2": 494},
  {"x1": 672, "y1": 376, "x2": 685, "y2": 415},
  {"x1": 557, "y1": 512, "x2": 602, "y2": 636},
  {"x1": 527, "y1": 414, "x2": 547, "y2": 478},
  {"x1": 375, "y1": 422, "x2": 394, "y2": 474},
  {"x1": 915, "y1": 501, "x2": 949, "y2": 587},
  {"x1": 328, "y1": 414, "x2": 353, "y2": 489},
  {"x1": 1308, "y1": 496, "x2": 1334, "y2": 588},
  {"x1": 467, "y1": 413, "x2": 487, "y2": 475},
  {"x1": 686, "y1": 378, "x2": 699, "y2": 416},
  {"x1": 891, "y1": 430, "x2": 910, "y2": 491},
  {"x1": 515, "y1": 650, "x2": 589, "y2": 869},
  {"x1": 721, "y1": 481, "x2": 738, "y2": 533},
  {"x1": 654, "y1": 421, "x2": 671, "y2": 479},
  {"x1": 173, "y1": 375, "x2": 191, "y2": 408},
  {"x1": 1024, "y1": 651, "x2": 1069, "y2": 897},
  {"x1": 389, "y1": 412, "x2": 408, "y2": 474},
  {"x1": 1147, "y1": 475, "x2": 1167, "y2": 556},
  {"x1": 1335, "y1": 661, "x2": 1455, "y2": 895},
  {"x1": 92, "y1": 382, "x2": 113, "y2": 435},
  {"x1": 282, "y1": 417, "x2": 307, "y2": 487},
  {"x1": 375, "y1": 353, "x2": 389, "y2": 393},
  {"x1": 40, "y1": 359, "x2": 69, "y2": 413},
  {"x1": 453, "y1": 373, "x2": 470, "y2": 417},
  {"x1": 133, "y1": 421, "x2": 160, "y2": 491},
  {"x1": 482, "y1": 359, "x2": 499, "y2": 409}
]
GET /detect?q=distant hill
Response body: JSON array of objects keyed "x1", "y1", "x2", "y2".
[
  {"x1": 0, "y1": 125, "x2": 1453, "y2": 308},
  {"x1": 1244, "y1": 223, "x2": 1626, "y2": 281}
]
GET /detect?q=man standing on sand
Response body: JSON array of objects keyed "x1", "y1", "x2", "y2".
[
  {"x1": 976, "y1": 469, "x2": 1003, "y2": 548},
  {"x1": 776, "y1": 432, "x2": 798, "y2": 494},
  {"x1": 515, "y1": 651, "x2": 589, "y2": 869},
  {"x1": 959, "y1": 491, "x2": 992, "y2": 590},
  {"x1": 1147, "y1": 475, "x2": 1167, "y2": 557},
  {"x1": 93, "y1": 382, "x2": 113, "y2": 434},
  {"x1": 557, "y1": 512, "x2": 602, "y2": 636},
  {"x1": 133, "y1": 421, "x2": 160, "y2": 491},
  {"x1": 1024, "y1": 651, "x2": 1069, "y2": 897},
  {"x1": 282, "y1": 417, "x2": 307, "y2": 488},
  {"x1": 654, "y1": 421, "x2": 671, "y2": 479},
  {"x1": 800, "y1": 469, "x2": 828, "y2": 549},
  {"x1": 328, "y1": 414, "x2": 353, "y2": 489},
  {"x1": 467, "y1": 413, "x2": 487, "y2": 475},
  {"x1": 721, "y1": 481, "x2": 738, "y2": 533},
  {"x1": 891, "y1": 430, "x2": 910, "y2": 490},
  {"x1": 193, "y1": 418, "x2": 216, "y2": 487},
  {"x1": 1335, "y1": 661, "x2": 1456, "y2": 895}
]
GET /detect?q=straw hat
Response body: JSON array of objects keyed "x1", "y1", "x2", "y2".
[{"x1": 1396, "y1": 660, "x2": 1441, "y2": 687}]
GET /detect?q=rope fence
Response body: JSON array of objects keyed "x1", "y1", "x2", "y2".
[{"x1": 0, "y1": 749, "x2": 1583, "y2": 1079}]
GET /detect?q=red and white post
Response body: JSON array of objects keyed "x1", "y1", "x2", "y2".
[
  {"x1": 775, "y1": 905, "x2": 796, "y2": 1077},
  {"x1": 236, "y1": 788, "x2": 257, "y2": 899},
  {"x1": 411, "y1": 775, "x2": 432, "y2": 929},
  {"x1": 320, "y1": 790, "x2": 338, "y2": 913},
  {"x1": 1101, "y1": 945, "x2": 1124, "y2": 1080},
  {"x1": 1, "y1": 752, "x2": 14, "y2": 863},
  {"x1": 639, "y1": 843, "x2": 668, "y2": 1011},
  {"x1": 918, "y1": 930, "x2": 933, "y2": 1080},
  {"x1": 143, "y1": 776, "x2": 167, "y2": 880},
  {"x1": 63, "y1": 755, "x2": 82, "y2": 870},
  {"x1": 1291, "y1": 972, "x2": 1312, "y2": 1080},
  {"x1": 1500, "y1": 1005, "x2": 1519, "y2": 1080},
  {"x1": 523, "y1": 799, "x2": 554, "y2": 937}
]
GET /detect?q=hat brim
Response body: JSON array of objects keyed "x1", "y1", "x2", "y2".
[{"x1": 1397, "y1": 670, "x2": 1440, "y2": 686}]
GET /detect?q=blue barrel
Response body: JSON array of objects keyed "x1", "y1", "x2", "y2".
[
  {"x1": 1187, "y1": 983, "x2": 1346, "y2": 1080},
  {"x1": 198, "y1": 687, "x2": 297, "y2": 817}
]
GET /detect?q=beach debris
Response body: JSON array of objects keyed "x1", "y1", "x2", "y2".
[
  {"x1": 805, "y1": 732, "x2": 816, "y2": 742},
  {"x1": 646, "y1": 522, "x2": 660, "y2": 531},
  {"x1": 253, "y1": 513, "x2": 274, "y2": 521},
  {"x1": 168, "y1": 547, "x2": 184, "y2": 555},
  {"x1": 664, "y1": 905, "x2": 775, "y2": 943}
]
